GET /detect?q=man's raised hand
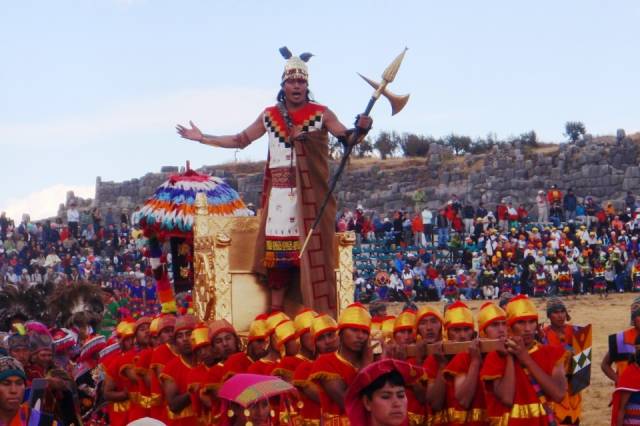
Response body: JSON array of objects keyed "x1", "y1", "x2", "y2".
[{"x1": 176, "y1": 120, "x2": 203, "y2": 142}]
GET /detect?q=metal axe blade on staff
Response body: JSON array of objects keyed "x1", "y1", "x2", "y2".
[{"x1": 299, "y1": 48, "x2": 410, "y2": 258}]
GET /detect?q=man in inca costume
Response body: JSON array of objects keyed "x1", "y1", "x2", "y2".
[{"x1": 177, "y1": 47, "x2": 371, "y2": 315}]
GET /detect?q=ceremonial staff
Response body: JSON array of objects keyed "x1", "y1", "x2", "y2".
[{"x1": 299, "y1": 48, "x2": 410, "y2": 257}]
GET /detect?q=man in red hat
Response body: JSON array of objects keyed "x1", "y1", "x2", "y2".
[
  {"x1": 176, "y1": 47, "x2": 372, "y2": 316},
  {"x1": 209, "y1": 319, "x2": 241, "y2": 364},
  {"x1": 119, "y1": 316, "x2": 152, "y2": 422},
  {"x1": 147, "y1": 314, "x2": 177, "y2": 423},
  {"x1": 103, "y1": 319, "x2": 136, "y2": 426},
  {"x1": 198, "y1": 320, "x2": 241, "y2": 424},
  {"x1": 481, "y1": 295, "x2": 567, "y2": 425},
  {"x1": 161, "y1": 314, "x2": 197, "y2": 426},
  {"x1": 185, "y1": 323, "x2": 217, "y2": 426},
  {"x1": 310, "y1": 303, "x2": 372, "y2": 424},
  {"x1": 222, "y1": 314, "x2": 270, "y2": 379},
  {"x1": 247, "y1": 311, "x2": 290, "y2": 376},
  {"x1": 272, "y1": 319, "x2": 305, "y2": 381},
  {"x1": 293, "y1": 313, "x2": 339, "y2": 425}
]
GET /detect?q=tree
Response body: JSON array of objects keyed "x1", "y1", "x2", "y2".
[
  {"x1": 510, "y1": 130, "x2": 538, "y2": 147},
  {"x1": 564, "y1": 121, "x2": 586, "y2": 143},
  {"x1": 445, "y1": 134, "x2": 472, "y2": 155},
  {"x1": 399, "y1": 133, "x2": 431, "y2": 157},
  {"x1": 374, "y1": 131, "x2": 400, "y2": 159},
  {"x1": 353, "y1": 137, "x2": 374, "y2": 158}
]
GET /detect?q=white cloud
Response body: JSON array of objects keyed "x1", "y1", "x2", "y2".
[
  {"x1": 1, "y1": 184, "x2": 94, "y2": 223},
  {"x1": 0, "y1": 87, "x2": 274, "y2": 147}
]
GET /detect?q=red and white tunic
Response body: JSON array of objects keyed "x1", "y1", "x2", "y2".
[{"x1": 262, "y1": 102, "x2": 326, "y2": 268}]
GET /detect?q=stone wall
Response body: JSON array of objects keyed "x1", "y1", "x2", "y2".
[{"x1": 79, "y1": 134, "x2": 640, "y2": 221}]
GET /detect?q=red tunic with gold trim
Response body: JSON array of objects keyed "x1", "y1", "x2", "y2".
[
  {"x1": 105, "y1": 349, "x2": 132, "y2": 426},
  {"x1": 274, "y1": 354, "x2": 307, "y2": 382},
  {"x1": 222, "y1": 352, "x2": 254, "y2": 380},
  {"x1": 185, "y1": 362, "x2": 218, "y2": 426},
  {"x1": 480, "y1": 344, "x2": 566, "y2": 425},
  {"x1": 247, "y1": 358, "x2": 279, "y2": 375},
  {"x1": 293, "y1": 358, "x2": 321, "y2": 425},
  {"x1": 118, "y1": 347, "x2": 153, "y2": 422},
  {"x1": 404, "y1": 357, "x2": 426, "y2": 426},
  {"x1": 161, "y1": 356, "x2": 197, "y2": 426},
  {"x1": 198, "y1": 362, "x2": 226, "y2": 426},
  {"x1": 149, "y1": 343, "x2": 178, "y2": 424},
  {"x1": 309, "y1": 352, "x2": 358, "y2": 425},
  {"x1": 444, "y1": 352, "x2": 488, "y2": 426},
  {"x1": 423, "y1": 354, "x2": 447, "y2": 426},
  {"x1": 480, "y1": 352, "x2": 511, "y2": 426},
  {"x1": 133, "y1": 347, "x2": 153, "y2": 419}
]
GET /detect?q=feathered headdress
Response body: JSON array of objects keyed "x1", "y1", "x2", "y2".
[
  {"x1": 0, "y1": 284, "x2": 48, "y2": 331},
  {"x1": 279, "y1": 46, "x2": 313, "y2": 83},
  {"x1": 47, "y1": 281, "x2": 105, "y2": 331}
]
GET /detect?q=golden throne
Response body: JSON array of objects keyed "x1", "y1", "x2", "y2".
[{"x1": 192, "y1": 193, "x2": 356, "y2": 331}]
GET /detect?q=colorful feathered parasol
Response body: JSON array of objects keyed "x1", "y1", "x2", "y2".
[
  {"x1": 135, "y1": 163, "x2": 252, "y2": 239},
  {"x1": 135, "y1": 162, "x2": 252, "y2": 314}
]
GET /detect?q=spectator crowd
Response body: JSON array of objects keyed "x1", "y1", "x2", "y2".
[{"x1": 342, "y1": 187, "x2": 640, "y2": 304}]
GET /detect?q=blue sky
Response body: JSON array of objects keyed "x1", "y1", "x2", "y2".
[{"x1": 2, "y1": 0, "x2": 640, "y2": 221}]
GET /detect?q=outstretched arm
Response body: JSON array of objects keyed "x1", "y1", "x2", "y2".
[{"x1": 176, "y1": 114, "x2": 266, "y2": 149}]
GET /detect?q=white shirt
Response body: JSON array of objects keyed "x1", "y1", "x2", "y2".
[
  {"x1": 421, "y1": 209, "x2": 433, "y2": 225},
  {"x1": 67, "y1": 208, "x2": 80, "y2": 223}
]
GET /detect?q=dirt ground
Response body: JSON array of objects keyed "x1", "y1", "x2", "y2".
[{"x1": 381, "y1": 292, "x2": 638, "y2": 426}]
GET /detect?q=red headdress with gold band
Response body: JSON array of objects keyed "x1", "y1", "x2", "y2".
[
  {"x1": 310, "y1": 314, "x2": 338, "y2": 342},
  {"x1": 505, "y1": 294, "x2": 538, "y2": 326},
  {"x1": 477, "y1": 302, "x2": 506, "y2": 335},
  {"x1": 394, "y1": 310, "x2": 416, "y2": 334},
  {"x1": 338, "y1": 303, "x2": 372, "y2": 332},
  {"x1": 149, "y1": 316, "x2": 161, "y2": 336},
  {"x1": 209, "y1": 319, "x2": 236, "y2": 340},
  {"x1": 416, "y1": 305, "x2": 444, "y2": 325},
  {"x1": 116, "y1": 319, "x2": 136, "y2": 339},
  {"x1": 174, "y1": 314, "x2": 197, "y2": 333},
  {"x1": 380, "y1": 315, "x2": 396, "y2": 340},
  {"x1": 293, "y1": 308, "x2": 317, "y2": 335},
  {"x1": 444, "y1": 301, "x2": 474, "y2": 329},
  {"x1": 154, "y1": 314, "x2": 176, "y2": 336},
  {"x1": 274, "y1": 319, "x2": 299, "y2": 349},
  {"x1": 248, "y1": 314, "x2": 270, "y2": 342},
  {"x1": 135, "y1": 316, "x2": 152, "y2": 331},
  {"x1": 191, "y1": 323, "x2": 211, "y2": 350},
  {"x1": 266, "y1": 311, "x2": 290, "y2": 335}
]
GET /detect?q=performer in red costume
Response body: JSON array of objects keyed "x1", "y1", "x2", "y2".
[
  {"x1": 310, "y1": 303, "x2": 372, "y2": 424},
  {"x1": 222, "y1": 314, "x2": 270, "y2": 379},
  {"x1": 293, "y1": 313, "x2": 339, "y2": 425},
  {"x1": 481, "y1": 295, "x2": 567, "y2": 425},
  {"x1": 160, "y1": 314, "x2": 197, "y2": 426},
  {"x1": 177, "y1": 47, "x2": 372, "y2": 316}
]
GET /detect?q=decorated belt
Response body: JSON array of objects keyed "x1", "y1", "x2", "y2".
[{"x1": 271, "y1": 167, "x2": 296, "y2": 188}]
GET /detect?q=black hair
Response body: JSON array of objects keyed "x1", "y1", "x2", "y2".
[{"x1": 360, "y1": 370, "x2": 405, "y2": 400}]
